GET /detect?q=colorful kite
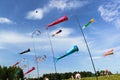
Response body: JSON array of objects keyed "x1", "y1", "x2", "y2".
[
  {"x1": 32, "y1": 29, "x2": 41, "y2": 38},
  {"x1": 103, "y1": 49, "x2": 114, "y2": 56},
  {"x1": 36, "y1": 55, "x2": 46, "y2": 63},
  {"x1": 13, "y1": 62, "x2": 19, "y2": 67},
  {"x1": 46, "y1": 15, "x2": 68, "y2": 29},
  {"x1": 52, "y1": 29, "x2": 62, "y2": 37},
  {"x1": 19, "y1": 48, "x2": 30, "y2": 54},
  {"x1": 82, "y1": 18, "x2": 95, "y2": 29},
  {"x1": 56, "y1": 45, "x2": 79, "y2": 61},
  {"x1": 21, "y1": 64, "x2": 27, "y2": 69},
  {"x1": 24, "y1": 67, "x2": 35, "y2": 75}
]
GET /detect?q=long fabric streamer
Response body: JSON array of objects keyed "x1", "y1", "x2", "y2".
[
  {"x1": 56, "y1": 45, "x2": 79, "y2": 61},
  {"x1": 46, "y1": 16, "x2": 68, "y2": 29},
  {"x1": 52, "y1": 29, "x2": 62, "y2": 37},
  {"x1": 103, "y1": 49, "x2": 114, "y2": 56},
  {"x1": 24, "y1": 67, "x2": 35, "y2": 75},
  {"x1": 19, "y1": 48, "x2": 30, "y2": 54},
  {"x1": 82, "y1": 18, "x2": 94, "y2": 29}
]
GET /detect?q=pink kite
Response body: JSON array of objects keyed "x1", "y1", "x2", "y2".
[
  {"x1": 13, "y1": 62, "x2": 19, "y2": 67},
  {"x1": 103, "y1": 49, "x2": 114, "y2": 56},
  {"x1": 46, "y1": 16, "x2": 68, "y2": 29},
  {"x1": 24, "y1": 67, "x2": 35, "y2": 75}
]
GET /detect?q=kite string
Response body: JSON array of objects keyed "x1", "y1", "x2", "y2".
[{"x1": 46, "y1": 30, "x2": 57, "y2": 73}]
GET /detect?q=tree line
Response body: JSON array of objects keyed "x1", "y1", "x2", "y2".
[
  {"x1": 29, "y1": 70, "x2": 112, "y2": 80},
  {"x1": 0, "y1": 65, "x2": 24, "y2": 80},
  {"x1": 0, "y1": 65, "x2": 112, "y2": 80}
]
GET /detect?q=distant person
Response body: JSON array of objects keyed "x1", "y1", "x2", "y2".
[
  {"x1": 44, "y1": 77, "x2": 49, "y2": 80},
  {"x1": 71, "y1": 75, "x2": 74, "y2": 80},
  {"x1": 105, "y1": 69, "x2": 108, "y2": 75},
  {"x1": 75, "y1": 73, "x2": 81, "y2": 80}
]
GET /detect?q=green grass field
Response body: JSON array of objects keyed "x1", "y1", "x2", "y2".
[{"x1": 63, "y1": 74, "x2": 120, "y2": 80}]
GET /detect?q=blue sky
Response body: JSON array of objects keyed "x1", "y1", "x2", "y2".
[{"x1": 0, "y1": 0, "x2": 120, "y2": 78}]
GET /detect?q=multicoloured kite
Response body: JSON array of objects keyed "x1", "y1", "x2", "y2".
[
  {"x1": 32, "y1": 29, "x2": 41, "y2": 38},
  {"x1": 82, "y1": 18, "x2": 95, "y2": 29},
  {"x1": 36, "y1": 55, "x2": 46, "y2": 63},
  {"x1": 19, "y1": 48, "x2": 30, "y2": 54},
  {"x1": 13, "y1": 62, "x2": 19, "y2": 67},
  {"x1": 56, "y1": 45, "x2": 79, "y2": 61},
  {"x1": 103, "y1": 49, "x2": 114, "y2": 56},
  {"x1": 52, "y1": 29, "x2": 62, "y2": 37},
  {"x1": 21, "y1": 64, "x2": 27, "y2": 69},
  {"x1": 46, "y1": 16, "x2": 68, "y2": 29},
  {"x1": 24, "y1": 67, "x2": 35, "y2": 75}
]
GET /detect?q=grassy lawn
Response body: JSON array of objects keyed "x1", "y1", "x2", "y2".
[{"x1": 63, "y1": 74, "x2": 120, "y2": 80}]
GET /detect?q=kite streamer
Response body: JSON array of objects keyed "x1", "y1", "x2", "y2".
[
  {"x1": 56, "y1": 45, "x2": 79, "y2": 61},
  {"x1": 37, "y1": 55, "x2": 46, "y2": 63},
  {"x1": 13, "y1": 62, "x2": 19, "y2": 67},
  {"x1": 46, "y1": 16, "x2": 68, "y2": 29},
  {"x1": 52, "y1": 29, "x2": 62, "y2": 37},
  {"x1": 82, "y1": 18, "x2": 94, "y2": 29},
  {"x1": 21, "y1": 64, "x2": 27, "y2": 69},
  {"x1": 32, "y1": 29, "x2": 41, "y2": 38},
  {"x1": 19, "y1": 48, "x2": 30, "y2": 54},
  {"x1": 103, "y1": 49, "x2": 114, "y2": 56},
  {"x1": 24, "y1": 67, "x2": 35, "y2": 75}
]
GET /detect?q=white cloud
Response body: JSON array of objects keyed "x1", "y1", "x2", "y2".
[
  {"x1": 98, "y1": 1, "x2": 120, "y2": 28},
  {"x1": 0, "y1": 31, "x2": 32, "y2": 44},
  {"x1": 0, "y1": 28, "x2": 89, "y2": 56},
  {"x1": 26, "y1": 0, "x2": 88, "y2": 20},
  {"x1": 26, "y1": 8, "x2": 46, "y2": 20},
  {"x1": 48, "y1": 0, "x2": 88, "y2": 10},
  {"x1": 0, "y1": 17, "x2": 13, "y2": 24}
]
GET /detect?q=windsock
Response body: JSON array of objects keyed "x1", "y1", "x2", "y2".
[
  {"x1": 37, "y1": 55, "x2": 46, "y2": 63},
  {"x1": 46, "y1": 16, "x2": 68, "y2": 29},
  {"x1": 82, "y1": 18, "x2": 94, "y2": 29},
  {"x1": 19, "y1": 48, "x2": 30, "y2": 54},
  {"x1": 24, "y1": 67, "x2": 35, "y2": 75},
  {"x1": 13, "y1": 62, "x2": 19, "y2": 67},
  {"x1": 32, "y1": 29, "x2": 41, "y2": 38},
  {"x1": 56, "y1": 45, "x2": 79, "y2": 61},
  {"x1": 52, "y1": 30, "x2": 62, "y2": 37},
  {"x1": 103, "y1": 49, "x2": 114, "y2": 56}
]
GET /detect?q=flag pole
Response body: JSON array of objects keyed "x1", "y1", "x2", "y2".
[
  {"x1": 26, "y1": 58, "x2": 30, "y2": 78},
  {"x1": 32, "y1": 34, "x2": 40, "y2": 79},
  {"x1": 75, "y1": 15, "x2": 98, "y2": 80},
  {"x1": 46, "y1": 29, "x2": 57, "y2": 74}
]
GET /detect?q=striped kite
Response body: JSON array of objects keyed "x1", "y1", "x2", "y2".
[
  {"x1": 36, "y1": 55, "x2": 47, "y2": 63},
  {"x1": 32, "y1": 29, "x2": 41, "y2": 38},
  {"x1": 52, "y1": 29, "x2": 62, "y2": 37},
  {"x1": 103, "y1": 49, "x2": 114, "y2": 56},
  {"x1": 82, "y1": 18, "x2": 95, "y2": 29}
]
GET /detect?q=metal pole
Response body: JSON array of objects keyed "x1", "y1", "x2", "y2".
[
  {"x1": 46, "y1": 30, "x2": 57, "y2": 74},
  {"x1": 32, "y1": 36, "x2": 40, "y2": 79},
  {"x1": 75, "y1": 15, "x2": 98, "y2": 80}
]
